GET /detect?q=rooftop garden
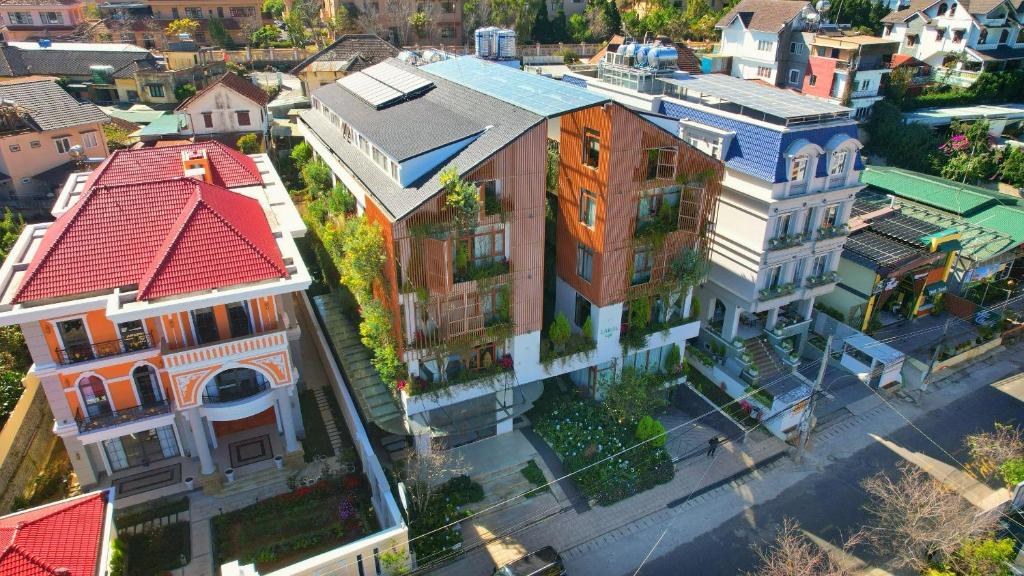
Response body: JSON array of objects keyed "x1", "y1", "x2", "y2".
[
  {"x1": 213, "y1": 471, "x2": 377, "y2": 572},
  {"x1": 539, "y1": 312, "x2": 596, "y2": 367}
]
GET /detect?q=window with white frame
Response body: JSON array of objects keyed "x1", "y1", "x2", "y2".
[
  {"x1": 775, "y1": 213, "x2": 792, "y2": 239},
  {"x1": 184, "y1": 6, "x2": 203, "y2": 18},
  {"x1": 577, "y1": 242, "x2": 593, "y2": 282},
  {"x1": 765, "y1": 265, "x2": 783, "y2": 289},
  {"x1": 229, "y1": 6, "x2": 255, "y2": 17},
  {"x1": 788, "y1": 69, "x2": 800, "y2": 84},
  {"x1": 811, "y1": 253, "x2": 829, "y2": 276},
  {"x1": 41, "y1": 11, "x2": 63, "y2": 24},
  {"x1": 757, "y1": 66, "x2": 772, "y2": 78},
  {"x1": 790, "y1": 156, "x2": 808, "y2": 181},
  {"x1": 757, "y1": 40, "x2": 774, "y2": 51},
  {"x1": 829, "y1": 150, "x2": 848, "y2": 175},
  {"x1": 8, "y1": 11, "x2": 32, "y2": 24},
  {"x1": 82, "y1": 131, "x2": 98, "y2": 148},
  {"x1": 54, "y1": 136, "x2": 71, "y2": 154},
  {"x1": 821, "y1": 204, "x2": 840, "y2": 228}
]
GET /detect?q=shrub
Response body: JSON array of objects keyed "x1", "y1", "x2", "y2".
[
  {"x1": 301, "y1": 160, "x2": 332, "y2": 197},
  {"x1": 581, "y1": 316, "x2": 593, "y2": 340},
  {"x1": 549, "y1": 312, "x2": 571, "y2": 351},
  {"x1": 236, "y1": 133, "x2": 261, "y2": 154},
  {"x1": 952, "y1": 537, "x2": 1015, "y2": 576},
  {"x1": 520, "y1": 460, "x2": 548, "y2": 497},
  {"x1": 999, "y1": 457, "x2": 1024, "y2": 487},
  {"x1": 327, "y1": 182, "x2": 356, "y2": 215},
  {"x1": 664, "y1": 343, "x2": 681, "y2": 373},
  {"x1": 174, "y1": 83, "x2": 196, "y2": 101},
  {"x1": 635, "y1": 415, "x2": 666, "y2": 448},
  {"x1": 290, "y1": 142, "x2": 313, "y2": 168}
]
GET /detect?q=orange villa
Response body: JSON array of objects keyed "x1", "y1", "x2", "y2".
[{"x1": 0, "y1": 141, "x2": 311, "y2": 495}]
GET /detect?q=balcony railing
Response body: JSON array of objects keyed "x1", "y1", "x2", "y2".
[
  {"x1": 788, "y1": 182, "x2": 808, "y2": 196},
  {"x1": 805, "y1": 271, "x2": 840, "y2": 288},
  {"x1": 75, "y1": 398, "x2": 172, "y2": 433},
  {"x1": 758, "y1": 283, "x2": 797, "y2": 302},
  {"x1": 817, "y1": 224, "x2": 849, "y2": 240},
  {"x1": 56, "y1": 333, "x2": 152, "y2": 365},
  {"x1": 202, "y1": 379, "x2": 269, "y2": 404},
  {"x1": 849, "y1": 89, "x2": 879, "y2": 99},
  {"x1": 766, "y1": 233, "x2": 807, "y2": 251},
  {"x1": 454, "y1": 257, "x2": 510, "y2": 283},
  {"x1": 828, "y1": 174, "x2": 849, "y2": 189}
]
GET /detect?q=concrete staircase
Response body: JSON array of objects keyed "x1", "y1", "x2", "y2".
[
  {"x1": 744, "y1": 337, "x2": 788, "y2": 381},
  {"x1": 311, "y1": 388, "x2": 344, "y2": 457},
  {"x1": 312, "y1": 293, "x2": 407, "y2": 435},
  {"x1": 220, "y1": 465, "x2": 290, "y2": 496}
]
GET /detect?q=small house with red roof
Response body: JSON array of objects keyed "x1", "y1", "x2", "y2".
[
  {"x1": 0, "y1": 140, "x2": 311, "y2": 498},
  {"x1": 0, "y1": 490, "x2": 115, "y2": 576},
  {"x1": 176, "y1": 72, "x2": 270, "y2": 140}
]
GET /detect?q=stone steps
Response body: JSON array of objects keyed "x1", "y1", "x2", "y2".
[
  {"x1": 221, "y1": 466, "x2": 290, "y2": 496},
  {"x1": 312, "y1": 388, "x2": 344, "y2": 456}
]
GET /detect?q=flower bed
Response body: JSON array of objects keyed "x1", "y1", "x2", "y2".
[
  {"x1": 532, "y1": 399, "x2": 674, "y2": 506},
  {"x1": 212, "y1": 473, "x2": 376, "y2": 572}
]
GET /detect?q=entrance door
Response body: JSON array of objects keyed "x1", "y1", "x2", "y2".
[
  {"x1": 102, "y1": 426, "x2": 179, "y2": 471},
  {"x1": 132, "y1": 365, "x2": 163, "y2": 406}
]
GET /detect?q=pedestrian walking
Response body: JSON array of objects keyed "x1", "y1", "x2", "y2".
[{"x1": 707, "y1": 436, "x2": 719, "y2": 457}]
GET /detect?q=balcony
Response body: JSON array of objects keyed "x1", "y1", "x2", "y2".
[
  {"x1": 454, "y1": 257, "x2": 510, "y2": 283},
  {"x1": 804, "y1": 271, "x2": 840, "y2": 288},
  {"x1": 75, "y1": 398, "x2": 172, "y2": 433},
  {"x1": 203, "y1": 373, "x2": 269, "y2": 404},
  {"x1": 849, "y1": 89, "x2": 879, "y2": 99},
  {"x1": 766, "y1": 233, "x2": 807, "y2": 252},
  {"x1": 816, "y1": 224, "x2": 849, "y2": 241},
  {"x1": 758, "y1": 283, "x2": 797, "y2": 302},
  {"x1": 56, "y1": 333, "x2": 152, "y2": 365},
  {"x1": 787, "y1": 182, "x2": 808, "y2": 196}
]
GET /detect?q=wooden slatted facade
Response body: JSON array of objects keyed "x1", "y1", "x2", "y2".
[{"x1": 556, "y1": 102, "x2": 722, "y2": 308}]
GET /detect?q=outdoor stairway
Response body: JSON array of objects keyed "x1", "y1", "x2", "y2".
[
  {"x1": 312, "y1": 293, "x2": 407, "y2": 436},
  {"x1": 220, "y1": 465, "x2": 290, "y2": 497},
  {"x1": 312, "y1": 388, "x2": 345, "y2": 457},
  {"x1": 744, "y1": 337, "x2": 789, "y2": 382}
]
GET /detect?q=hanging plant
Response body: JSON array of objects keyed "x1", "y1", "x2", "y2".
[{"x1": 440, "y1": 166, "x2": 479, "y2": 231}]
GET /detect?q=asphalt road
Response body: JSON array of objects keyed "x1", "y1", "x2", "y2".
[{"x1": 635, "y1": 379, "x2": 1024, "y2": 575}]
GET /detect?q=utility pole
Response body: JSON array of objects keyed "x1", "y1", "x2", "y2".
[
  {"x1": 922, "y1": 317, "x2": 952, "y2": 397},
  {"x1": 796, "y1": 335, "x2": 831, "y2": 464}
]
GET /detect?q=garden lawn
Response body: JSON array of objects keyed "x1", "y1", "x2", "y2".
[
  {"x1": 213, "y1": 473, "x2": 376, "y2": 572},
  {"x1": 531, "y1": 392, "x2": 674, "y2": 506},
  {"x1": 298, "y1": 388, "x2": 334, "y2": 462}
]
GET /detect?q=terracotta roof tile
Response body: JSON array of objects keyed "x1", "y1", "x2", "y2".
[
  {"x1": 85, "y1": 141, "x2": 261, "y2": 188},
  {"x1": 0, "y1": 491, "x2": 109, "y2": 576}
]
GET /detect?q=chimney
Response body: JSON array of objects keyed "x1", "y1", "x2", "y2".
[{"x1": 181, "y1": 149, "x2": 212, "y2": 183}]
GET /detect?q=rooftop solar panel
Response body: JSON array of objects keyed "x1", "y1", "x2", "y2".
[
  {"x1": 845, "y1": 230, "x2": 923, "y2": 268},
  {"x1": 338, "y1": 72, "x2": 402, "y2": 108},
  {"x1": 364, "y1": 61, "x2": 434, "y2": 96},
  {"x1": 871, "y1": 212, "x2": 943, "y2": 244},
  {"x1": 659, "y1": 74, "x2": 850, "y2": 120}
]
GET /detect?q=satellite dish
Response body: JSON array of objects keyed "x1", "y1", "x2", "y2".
[
  {"x1": 804, "y1": 11, "x2": 821, "y2": 21},
  {"x1": 815, "y1": 0, "x2": 831, "y2": 12}
]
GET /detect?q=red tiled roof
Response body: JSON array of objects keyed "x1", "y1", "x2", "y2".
[
  {"x1": 84, "y1": 141, "x2": 261, "y2": 189},
  {"x1": 13, "y1": 177, "x2": 288, "y2": 303},
  {"x1": 176, "y1": 71, "x2": 271, "y2": 112},
  {"x1": 0, "y1": 491, "x2": 109, "y2": 576}
]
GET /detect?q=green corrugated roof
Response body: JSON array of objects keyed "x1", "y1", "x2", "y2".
[
  {"x1": 896, "y1": 202, "x2": 1018, "y2": 262},
  {"x1": 137, "y1": 113, "x2": 181, "y2": 137},
  {"x1": 862, "y1": 166, "x2": 1012, "y2": 216},
  {"x1": 99, "y1": 106, "x2": 166, "y2": 124},
  {"x1": 966, "y1": 205, "x2": 1024, "y2": 245}
]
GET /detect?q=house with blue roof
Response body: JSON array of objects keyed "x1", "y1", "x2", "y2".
[{"x1": 559, "y1": 53, "x2": 867, "y2": 438}]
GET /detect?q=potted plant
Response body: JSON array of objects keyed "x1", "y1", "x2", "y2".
[
  {"x1": 274, "y1": 455, "x2": 284, "y2": 469},
  {"x1": 184, "y1": 476, "x2": 195, "y2": 490},
  {"x1": 773, "y1": 326, "x2": 783, "y2": 337},
  {"x1": 225, "y1": 468, "x2": 235, "y2": 483}
]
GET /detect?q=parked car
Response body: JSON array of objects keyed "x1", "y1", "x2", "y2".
[{"x1": 493, "y1": 546, "x2": 566, "y2": 576}]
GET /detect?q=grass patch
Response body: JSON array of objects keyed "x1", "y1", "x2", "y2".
[
  {"x1": 298, "y1": 389, "x2": 334, "y2": 462},
  {"x1": 520, "y1": 460, "x2": 548, "y2": 498},
  {"x1": 116, "y1": 521, "x2": 190, "y2": 575}
]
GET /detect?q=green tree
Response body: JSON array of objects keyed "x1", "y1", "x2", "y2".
[
  {"x1": 950, "y1": 538, "x2": 1015, "y2": 576},
  {"x1": 408, "y1": 11, "x2": 430, "y2": 38},
  {"x1": 1000, "y1": 457, "x2": 1024, "y2": 487},
  {"x1": 301, "y1": 159, "x2": 332, "y2": 196},
  {"x1": 603, "y1": 368, "x2": 668, "y2": 424},
  {"x1": 174, "y1": 82, "x2": 196, "y2": 101},
  {"x1": 635, "y1": 415, "x2": 667, "y2": 447},
  {"x1": 250, "y1": 24, "x2": 280, "y2": 47},
  {"x1": 492, "y1": 0, "x2": 537, "y2": 40},
  {"x1": 236, "y1": 133, "x2": 261, "y2": 153},
  {"x1": 329, "y1": 4, "x2": 357, "y2": 35},
  {"x1": 0, "y1": 370, "x2": 22, "y2": 424},
  {"x1": 549, "y1": 6, "x2": 568, "y2": 42},
  {"x1": 1000, "y1": 146, "x2": 1024, "y2": 188},
  {"x1": 285, "y1": 10, "x2": 307, "y2": 47},
  {"x1": 0, "y1": 208, "x2": 23, "y2": 261},
  {"x1": 165, "y1": 18, "x2": 199, "y2": 38},
  {"x1": 530, "y1": 0, "x2": 551, "y2": 43},
  {"x1": 327, "y1": 182, "x2": 356, "y2": 214},
  {"x1": 830, "y1": 0, "x2": 890, "y2": 35},
  {"x1": 568, "y1": 12, "x2": 589, "y2": 42},
  {"x1": 865, "y1": 102, "x2": 941, "y2": 174},
  {"x1": 290, "y1": 141, "x2": 313, "y2": 167},
  {"x1": 338, "y1": 216, "x2": 387, "y2": 303},
  {"x1": 601, "y1": 0, "x2": 621, "y2": 37},
  {"x1": 262, "y1": 0, "x2": 285, "y2": 16},
  {"x1": 207, "y1": 17, "x2": 234, "y2": 47}
]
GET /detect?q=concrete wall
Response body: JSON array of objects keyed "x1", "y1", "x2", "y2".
[
  {"x1": 0, "y1": 121, "x2": 109, "y2": 197},
  {"x1": 179, "y1": 84, "x2": 267, "y2": 136},
  {"x1": 0, "y1": 374, "x2": 59, "y2": 512}
]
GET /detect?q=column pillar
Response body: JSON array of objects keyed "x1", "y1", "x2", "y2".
[
  {"x1": 275, "y1": 388, "x2": 299, "y2": 453},
  {"x1": 721, "y1": 304, "x2": 741, "y2": 341},
  {"x1": 413, "y1": 432, "x2": 431, "y2": 455},
  {"x1": 495, "y1": 388, "x2": 514, "y2": 435},
  {"x1": 187, "y1": 407, "x2": 215, "y2": 475},
  {"x1": 798, "y1": 297, "x2": 815, "y2": 321},
  {"x1": 62, "y1": 436, "x2": 99, "y2": 488},
  {"x1": 765, "y1": 308, "x2": 780, "y2": 331}
]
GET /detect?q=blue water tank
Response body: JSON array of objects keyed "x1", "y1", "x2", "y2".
[
  {"x1": 623, "y1": 42, "x2": 638, "y2": 58},
  {"x1": 38, "y1": 38, "x2": 51, "y2": 48},
  {"x1": 650, "y1": 46, "x2": 677, "y2": 69}
]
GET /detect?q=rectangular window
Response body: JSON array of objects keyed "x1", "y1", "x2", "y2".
[
  {"x1": 441, "y1": 1, "x2": 455, "y2": 12},
  {"x1": 788, "y1": 69, "x2": 800, "y2": 84},
  {"x1": 342, "y1": 122, "x2": 353, "y2": 142},
  {"x1": 765, "y1": 265, "x2": 783, "y2": 289},
  {"x1": 371, "y1": 146, "x2": 386, "y2": 169},
  {"x1": 236, "y1": 110, "x2": 251, "y2": 126},
  {"x1": 636, "y1": 186, "x2": 680, "y2": 228},
  {"x1": 583, "y1": 128, "x2": 600, "y2": 169},
  {"x1": 757, "y1": 40, "x2": 774, "y2": 51},
  {"x1": 632, "y1": 246, "x2": 652, "y2": 285},
  {"x1": 574, "y1": 293, "x2": 590, "y2": 327},
  {"x1": 390, "y1": 161, "x2": 399, "y2": 181},
  {"x1": 147, "y1": 83, "x2": 165, "y2": 98},
  {"x1": 479, "y1": 180, "x2": 500, "y2": 215},
  {"x1": 229, "y1": 6, "x2": 255, "y2": 16},
  {"x1": 54, "y1": 137, "x2": 71, "y2": 154},
  {"x1": 790, "y1": 156, "x2": 808, "y2": 181},
  {"x1": 579, "y1": 188, "x2": 596, "y2": 227},
  {"x1": 776, "y1": 213, "x2": 792, "y2": 239},
  {"x1": 82, "y1": 131, "x2": 97, "y2": 148},
  {"x1": 202, "y1": 112, "x2": 213, "y2": 128},
  {"x1": 184, "y1": 7, "x2": 203, "y2": 18},
  {"x1": 118, "y1": 320, "x2": 149, "y2": 351},
  {"x1": 217, "y1": 6, "x2": 223, "y2": 17},
  {"x1": 645, "y1": 147, "x2": 677, "y2": 180},
  {"x1": 757, "y1": 66, "x2": 772, "y2": 78},
  {"x1": 457, "y1": 226, "x2": 505, "y2": 270},
  {"x1": 812, "y1": 254, "x2": 829, "y2": 276},
  {"x1": 41, "y1": 11, "x2": 63, "y2": 24},
  {"x1": 440, "y1": 25, "x2": 454, "y2": 38},
  {"x1": 821, "y1": 204, "x2": 840, "y2": 228},
  {"x1": 8, "y1": 11, "x2": 32, "y2": 24},
  {"x1": 809, "y1": 74, "x2": 818, "y2": 86},
  {"x1": 191, "y1": 307, "x2": 220, "y2": 344},
  {"x1": 56, "y1": 318, "x2": 91, "y2": 361},
  {"x1": 171, "y1": 7, "x2": 179, "y2": 18},
  {"x1": 30, "y1": 140, "x2": 40, "y2": 148},
  {"x1": 576, "y1": 242, "x2": 593, "y2": 282},
  {"x1": 8, "y1": 144, "x2": 19, "y2": 153},
  {"x1": 226, "y1": 301, "x2": 253, "y2": 338},
  {"x1": 829, "y1": 150, "x2": 848, "y2": 175}
]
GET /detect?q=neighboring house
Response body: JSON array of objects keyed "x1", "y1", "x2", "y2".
[
  {"x1": 882, "y1": 0, "x2": 1024, "y2": 83},
  {"x1": 0, "y1": 79, "x2": 109, "y2": 203},
  {"x1": 0, "y1": 0, "x2": 86, "y2": 42},
  {"x1": 297, "y1": 57, "x2": 719, "y2": 452},
  {"x1": 290, "y1": 33, "x2": 399, "y2": 97},
  {"x1": 177, "y1": 71, "x2": 270, "y2": 138},
  {"x1": 861, "y1": 165, "x2": 1024, "y2": 294},
  {"x1": 0, "y1": 490, "x2": 116, "y2": 576},
  {"x1": 715, "y1": 0, "x2": 815, "y2": 86},
  {"x1": 0, "y1": 141, "x2": 313, "y2": 494},
  {"x1": 349, "y1": 0, "x2": 466, "y2": 46},
  {"x1": 564, "y1": 52, "x2": 866, "y2": 438},
  {"x1": 799, "y1": 33, "x2": 899, "y2": 119},
  {"x1": 587, "y1": 34, "x2": 704, "y2": 73},
  {"x1": 96, "y1": 0, "x2": 262, "y2": 46},
  {"x1": 818, "y1": 192, "x2": 960, "y2": 331}
]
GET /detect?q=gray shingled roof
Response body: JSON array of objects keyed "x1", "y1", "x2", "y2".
[
  {"x1": 715, "y1": 0, "x2": 810, "y2": 33},
  {"x1": 882, "y1": 0, "x2": 939, "y2": 23},
  {"x1": 302, "y1": 58, "x2": 542, "y2": 220},
  {"x1": 0, "y1": 45, "x2": 157, "y2": 78},
  {"x1": 289, "y1": 34, "x2": 399, "y2": 75},
  {"x1": 0, "y1": 79, "x2": 109, "y2": 130}
]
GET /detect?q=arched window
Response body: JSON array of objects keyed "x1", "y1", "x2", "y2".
[
  {"x1": 790, "y1": 155, "x2": 809, "y2": 182},
  {"x1": 79, "y1": 376, "x2": 111, "y2": 418},
  {"x1": 936, "y1": 2, "x2": 948, "y2": 15},
  {"x1": 949, "y1": 2, "x2": 957, "y2": 15},
  {"x1": 132, "y1": 365, "x2": 163, "y2": 406}
]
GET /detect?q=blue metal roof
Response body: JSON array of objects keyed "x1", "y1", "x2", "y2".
[
  {"x1": 659, "y1": 100, "x2": 860, "y2": 183},
  {"x1": 423, "y1": 56, "x2": 608, "y2": 118}
]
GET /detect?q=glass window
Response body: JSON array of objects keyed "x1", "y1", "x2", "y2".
[
  {"x1": 82, "y1": 132, "x2": 98, "y2": 148},
  {"x1": 821, "y1": 204, "x2": 840, "y2": 228},
  {"x1": 766, "y1": 266, "x2": 783, "y2": 289},
  {"x1": 79, "y1": 376, "x2": 110, "y2": 418},
  {"x1": 8, "y1": 144, "x2": 18, "y2": 152},
  {"x1": 812, "y1": 254, "x2": 829, "y2": 276},
  {"x1": 236, "y1": 110, "x2": 251, "y2": 126},
  {"x1": 132, "y1": 365, "x2": 163, "y2": 405},
  {"x1": 440, "y1": 25, "x2": 454, "y2": 38},
  {"x1": 579, "y1": 188, "x2": 596, "y2": 227},
  {"x1": 30, "y1": 141, "x2": 40, "y2": 148},
  {"x1": 809, "y1": 74, "x2": 818, "y2": 86},
  {"x1": 788, "y1": 69, "x2": 800, "y2": 84},
  {"x1": 790, "y1": 156, "x2": 808, "y2": 181},
  {"x1": 342, "y1": 123, "x2": 353, "y2": 142},
  {"x1": 632, "y1": 246, "x2": 652, "y2": 285},
  {"x1": 118, "y1": 320, "x2": 148, "y2": 351},
  {"x1": 56, "y1": 318, "x2": 91, "y2": 361},
  {"x1": 776, "y1": 213, "x2": 792, "y2": 238},
  {"x1": 191, "y1": 307, "x2": 219, "y2": 344},
  {"x1": 184, "y1": 6, "x2": 203, "y2": 18},
  {"x1": 480, "y1": 180, "x2": 500, "y2": 215},
  {"x1": 583, "y1": 128, "x2": 600, "y2": 168},
  {"x1": 757, "y1": 66, "x2": 772, "y2": 78},
  {"x1": 102, "y1": 426, "x2": 179, "y2": 471},
  {"x1": 41, "y1": 11, "x2": 62, "y2": 23},
  {"x1": 645, "y1": 147, "x2": 677, "y2": 180},
  {"x1": 54, "y1": 137, "x2": 71, "y2": 154},
  {"x1": 227, "y1": 301, "x2": 252, "y2": 338},
  {"x1": 576, "y1": 242, "x2": 593, "y2": 282},
  {"x1": 574, "y1": 293, "x2": 590, "y2": 327},
  {"x1": 829, "y1": 150, "x2": 848, "y2": 175},
  {"x1": 8, "y1": 11, "x2": 32, "y2": 24},
  {"x1": 202, "y1": 112, "x2": 213, "y2": 128},
  {"x1": 636, "y1": 186, "x2": 680, "y2": 225},
  {"x1": 147, "y1": 84, "x2": 165, "y2": 98}
]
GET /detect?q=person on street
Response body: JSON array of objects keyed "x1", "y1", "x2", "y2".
[{"x1": 707, "y1": 436, "x2": 720, "y2": 457}]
